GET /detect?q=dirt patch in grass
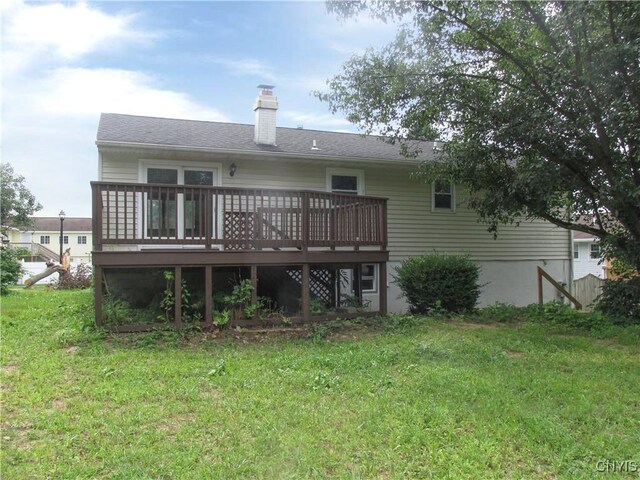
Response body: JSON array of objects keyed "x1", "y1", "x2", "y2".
[
  {"x1": 457, "y1": 322, "x2": 501, "y2": 329},
  {"x1": 504, "y1": 350, "x2": 525, "y2": 358},
  {"x1": 1, "y1": 364, "x2": 19, "y2": 374}
]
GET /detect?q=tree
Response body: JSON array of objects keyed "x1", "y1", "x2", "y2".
[
  {"x1": 0, "y1": 163, "x2": 42, "y2": 229},
  {"x1": 318, "y1": 1, "x2": 640, "y2": 269},
  {"x1": 0, "y1": 247, "x2": 27, "y2": 295}
]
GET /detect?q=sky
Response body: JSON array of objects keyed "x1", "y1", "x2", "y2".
[{"x1": 2, "y1": 0, "x2": 401, "y2": 218}]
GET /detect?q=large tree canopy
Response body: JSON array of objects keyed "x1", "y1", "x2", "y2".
[
  {"x1": 319, "y1": 0, "x2": 640, "y2": 268},
  {"x1": 0, "y1": 163, "x2": 42, "y2": 230}
]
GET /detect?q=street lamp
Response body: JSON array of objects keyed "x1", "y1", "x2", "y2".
[{"x1": 58, "y1": 210, "x2": 66, "y2": 263}]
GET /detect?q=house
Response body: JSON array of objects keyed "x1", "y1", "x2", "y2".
[
  {"x1": 6, "y1": 217, "x2": 93, "y2": 284},
  {"x1": 93, "y1": 86, "x2": 572, "y2": 329},
  {"x1": 572, "y1": 230, "x2": 608, "y2": 280}
]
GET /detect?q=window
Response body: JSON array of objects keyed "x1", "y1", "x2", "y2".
[
  {"x1": 77, "y1": 236, "x2": 87, "y2": 245},
  {"x1": 331, "y1": 175, "x2": 358, "y2": 194},
  {"x1": 326, "y1": 168, "x2": 364, "y2": 195},
  {"x1": 147, "y1": 167, "x2": 178, "y2": 237},
  {"x1": 432, "y1": 180, "x2": 454, "y2": 211},
  {"x1": 590, "y1": 243, "x2": 602, "y2": 259},
  {"x1": 360, "y1": 264, "x2": 377, "y2": 293},
  {"x1": 573, "y1": 245, "x2": 579, "y2": 259},
  {"x1": 142, "y1": 163, "x2": 218, "y2": 239},
  {"x1": 184, "y1": 170, "x2": 215, "y2": 238},
  {"x1": 40, "y1": 235, "x2": 50, "y2": 244},
  {"x1": 62, "y1": 235, "x2": 69, "y2": 245}
]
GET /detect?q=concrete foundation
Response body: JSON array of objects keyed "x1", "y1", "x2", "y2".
[{"x1": 384, "y1": 259, "x2": 572, "y2": 313}]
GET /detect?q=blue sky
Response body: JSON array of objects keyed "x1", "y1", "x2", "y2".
[{"x1": 2, "y1": 1, "x2": 400, "y2": 218}]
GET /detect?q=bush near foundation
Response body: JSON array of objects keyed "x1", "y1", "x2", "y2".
[
  {"x1": 394, "y1": 253, "x2": 480, "y2": 314},
  {"x1": 596, "y1": 276, "x2": 640, "y2": 325}
]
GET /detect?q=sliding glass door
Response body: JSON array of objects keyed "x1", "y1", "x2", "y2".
[{"x1": 145, "y1": 166, "x2": 217, "y2": 240}]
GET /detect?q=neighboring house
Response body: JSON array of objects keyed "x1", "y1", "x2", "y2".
[
  {"x1": 6, "y1": 217, "x2": 93, "y2": 285},
  {"x1": 7, "y1": 217, "x2": 93, "y2": 264},
  {"x1": 572, "y1": 230, "x2": 608, "y2": 280},
  {"x1": 93, "y1": 86, "x2": 572, "y2": 328}
]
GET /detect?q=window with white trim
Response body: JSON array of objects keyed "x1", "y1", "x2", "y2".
[
  {"x1": 62, "y1": 235, "x2": 69, "y2": 245},
  {"x1": 432, "y1": 180, "x2": 454, "y2": 211},
  {"x1": 326, "y1": 168, "x2": 364, "y2": 195},
  {"x1": 590, "y1": 243, "x2": 602, "y2": 259},
  {"x1": 40, "y1": 235, "x2": 50, "y2": 244},
  {"x1": 573, "y1": 245, "x2": 579, "y2": 259},
  {"x1": 77, "y1": 235, "x2": 87, "y2": 245},
  {"x1": 360, "y1": 264, "x2": 377, "y2": 293}
]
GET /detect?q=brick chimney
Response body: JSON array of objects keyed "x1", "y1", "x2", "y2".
[{"x1": 253, "y1": 85, "x2": 278, "y2": 145}]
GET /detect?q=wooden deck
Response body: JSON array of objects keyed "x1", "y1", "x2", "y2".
[
  {"x1": 91, "y1": 182, "x2": 389, "y2": 329},
  {"x1": 92, "y1": 182, "x2": 387, "y2": 252}
]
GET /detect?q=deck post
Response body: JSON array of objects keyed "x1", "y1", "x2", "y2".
[
  {"x1": 379, "y1": 262, "x2": 387, "y2": 315},
  {"x1": 336, "y1": 266, "x2": 342, "y2": 308},
  {"x1": 94, "y1": 265, "x2": 103, "y2": 326},
  {"x1": 174, "y1": 266, "x2": 182, "y2": 327},
  {"x1": 91, "y1": 183, "x2": 103, "y2": 252},
  {"x1": 353, "y1": 263, "x2": 363, "y2": 306},
  {"x1": 204, "y1": 266, "x2": 212, "y2": 327},
  {"x1": 302, "y1": 192, "x2": 309, "y2": 252},
  {"x1": 537, "y1": 266, "x2": 544, "y2": 305},
  {"x1": 251, "y1": 265, "x2": 258, "y2": 319},
  {"x1": 302, "y1": 263, "x2": 310, "y2": 322},
  {"x1": 205, "y1": 190, "x2": 212, "y2": 249}
]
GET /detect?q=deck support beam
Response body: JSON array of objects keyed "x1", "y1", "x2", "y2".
[
  {"x1": 379, "y1": 262, "x2": 387, "y2": 315},
  {"x1": 251, "y1": 265, "x2": 258, "y2": 319},
  {"x1": 302, "y1": 263, "x2": 310, "y2": 322},
  {"x1": 353, "y1": 264, "x2": 363, "y2": 306},
  {"x1": 94, "y1": 265, "x2": 103, "y2": 326},
  {"x1": 174, "y1": 266, "x2": 182, "y2": 326},
  {"x1": 204, "y1": 266, "x2": 212, "y2": 327}
]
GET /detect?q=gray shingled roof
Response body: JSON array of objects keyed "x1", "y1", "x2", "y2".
[
  {"x1": 31, "y1": 217, "x2": 92, "y2": 232},
  {"x1": 97, "y1": 113, "x2": 435, "y2": 162}
]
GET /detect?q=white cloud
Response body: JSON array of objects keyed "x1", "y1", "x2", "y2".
[
  {"x1": 1, "y1": 2, "x2": 228, "y2": 217},
  {"x1": 314, "y1": 10, "x2": 401, "y2": 56},
  {"x1": 28, "y1": 67, "x2": 228, "y2": 121},
  {"x1": 208, "y1": 56, "x2": 278, "y2": 83},
  {"x1": 2, "y1": 1, "x2": 157, "y2": 76},
  {"x1": 280, "y1": 110, "x2": 354, "y2": 132}
]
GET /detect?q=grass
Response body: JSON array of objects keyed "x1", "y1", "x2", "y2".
[{"x1": 1, "y1": 289, "x2": 639, "y2": 479}]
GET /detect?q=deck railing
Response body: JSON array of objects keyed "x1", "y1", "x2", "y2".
[{"x1": 91, "y1": 182, "x2": 388, "y2": 251}]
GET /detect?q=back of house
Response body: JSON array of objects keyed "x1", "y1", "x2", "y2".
[{"x1": 92, "y1": 87, "x2": 572, "y2": 328}]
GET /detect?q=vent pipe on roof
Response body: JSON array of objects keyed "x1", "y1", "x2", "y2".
[{"x1": 253, "y1": 85, "x2": 278, "y2": 146}]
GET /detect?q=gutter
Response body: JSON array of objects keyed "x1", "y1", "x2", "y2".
[{"x1": 95, "y1": 140, "x2": 426, "y2": 167}]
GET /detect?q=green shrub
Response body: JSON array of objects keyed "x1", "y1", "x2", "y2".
[
  {"x1": 596, "y1": 277, "x2": 640, "y2": 325},
  {"x1": 0, "y1": 247, "x2": 27, "y2": 295},
  {"x1": 56, "y1": 263, "x2": 92, "y2": 290},
  {"x1": 394, "y1": 253, "x2": 480, "y2": 314}
]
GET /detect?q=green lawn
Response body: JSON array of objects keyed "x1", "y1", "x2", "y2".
[{"x1": 1, "y1": 289, "x2": 639, "y2": 479}]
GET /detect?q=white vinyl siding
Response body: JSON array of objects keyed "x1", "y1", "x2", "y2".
[{"x1": 99, "y1": 152, "x2": 571, "y2": 262}]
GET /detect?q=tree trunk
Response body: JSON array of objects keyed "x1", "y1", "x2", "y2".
[{"x1": 23, "y1": 248, "x2": 71, "y2": 287}]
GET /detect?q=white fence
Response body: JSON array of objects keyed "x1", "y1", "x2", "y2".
[
  {"x1": 18, "y1": 261, "x2": 91, "y2": 286},
  {"x1": 572, "y1": 274, "x2": 605, "y2": 312},
  {"x1": 18, "y1": 261, "x2": 59, "y2": 285}
]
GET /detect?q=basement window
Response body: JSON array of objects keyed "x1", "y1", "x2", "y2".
[{"x1": 361, "y1": 264, "x2": 377, "y2": 293}]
